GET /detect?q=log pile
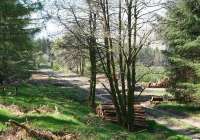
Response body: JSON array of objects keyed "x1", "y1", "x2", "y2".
[
  {"x1": 148, "y1": 78, "x2": 169, "y2": 88},
  {"x1": 150, "y1": 96, "x2": 164, "y2": 104},
  {"x1": 150, "y1": 96, "x2": 164, "y2": 102},
  {"x1": 150, "y1": 96, "x2": 177, "y2": 104},
  {"x1": 96, "y1": 103, "x2": 147, "y2": 128},
  {"x1": 168, "y1": 98, "x2": 177, "y2": 102}
]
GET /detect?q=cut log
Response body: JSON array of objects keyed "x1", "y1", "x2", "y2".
[
  {"x1": 96, "y1": 103, "x2": 147, "y2": 128},
  {"x1": 168, "y1": 98, "x2": 177, "y2": 102},
  {"x1": 150, "y1": 96, "x2": 163, "y2": 102}
]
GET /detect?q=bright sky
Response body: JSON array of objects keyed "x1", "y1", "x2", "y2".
[
  {"x1": 35, "y1": 0, "x2": 167, "y2": 41},
  {"x1": 34, "y1": 0, "x2": 85, "y2": 39}
]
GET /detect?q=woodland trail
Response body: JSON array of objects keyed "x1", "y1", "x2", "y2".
[
  {"x1": 142, "y1": 102, "x2": 200, "y2": 140},
  {"x1": 31, "y1": 69, "x2": 200, "y2": 140}
]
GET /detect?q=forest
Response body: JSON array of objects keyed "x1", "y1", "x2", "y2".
[{"x1": 0, "y1": 0, "x2": 200, "y2": 140}]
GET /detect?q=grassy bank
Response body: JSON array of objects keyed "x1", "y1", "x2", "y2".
[
  {"x1": 0, "y1": 84, "x2": 190, "y2": 140},
  {"x1": 157, "y1": 102, "x2": 200, "y2": 117}
]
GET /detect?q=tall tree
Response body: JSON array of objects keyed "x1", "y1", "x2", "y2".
[
  {"x1": 87, "y1": 0, "x2": 97, "y2": 108},
  {"x1": 97, "y1": 0, "x2": 162, "y2": 130},
  {"x1": 51, "y1": 0, "x2": 98, "y2": 107},
  {"x1": 50, "y1": 0, "x2": 163, "y2": 130},
  {"x1": 161, "y1": 0, "x2": 200, "y2": 102},
  {"x1": 0, "y1": 0, "x2": 42, "y2": 84}
]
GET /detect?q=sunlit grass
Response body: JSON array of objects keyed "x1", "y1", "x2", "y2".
[
  {"x1": 157, "y1": 102, "x2": 200, "y2": 116},
  {"x1": 0, "y1": 84, "x2": 191, "y2": 140}
]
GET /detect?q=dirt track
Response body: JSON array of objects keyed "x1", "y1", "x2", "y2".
[{"x1": 31, "y1": 69, "x2": 200, "y2": 140}]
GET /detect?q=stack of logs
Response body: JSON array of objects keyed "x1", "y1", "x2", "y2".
[
  {"x1": 96, "y1": 103, "x2": 146, "y2": 127},
  {"x1": 150, "y1": 96, "x2": 177, "y2": 104},
  {"x1": 148, "y1": 78, "x2": 169, "y2": 88}
]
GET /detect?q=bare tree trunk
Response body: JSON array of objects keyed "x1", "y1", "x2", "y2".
[
  {"x1": 80, "y1": 53, "x2": 85, "y2": 76},
  {"x1": 89, "y1": 46, "x2": 96, "y2": 108},
  {"x1": 118, "y1": 0, "x2": 127, "y2": 126},
  {"x1": 126, "y1": 0, "x2": 134, "y2": 131},
  {"x1": 80, "y1": 55, "x2": 82, "y2": 75},
  {"x1": 99, "y1": 0, "x2": 124, "y2": 124},
  {"x1": 89, "y1": 0, "x2": 159, "y2": 131},
  {"x1": 76, "y1": 64, "x2": 79, "y2": 74},
  {"x1": 87, "y1": 1, "x2": 97, "y2": 108},
  {"x1": 131, "y1": 2, "x2": 138, "y2": 130}
]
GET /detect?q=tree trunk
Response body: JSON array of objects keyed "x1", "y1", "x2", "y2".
[
  {"x1": 118, "y1": 0, "x2": 127, "y2": 126},
  {"x1": 126, "y1": 0, "x2": 134, "y2": 131},
  {"x1": 80, "y1": 54, "x2": 85, "y2": 76},
  {"x1": 88, "y1": 2, "x2": 97, "y2": 108},
  {"x1": 89, "y1": 46, "x2": 96, "y2": 108}
]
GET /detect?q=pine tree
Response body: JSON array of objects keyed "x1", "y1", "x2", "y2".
[
  {"x1": 0, "y1": 0, "x2": 42, "y2": 84},
  {"x1": 162, "y1": 0, "x2": 200, "y2": 102}
]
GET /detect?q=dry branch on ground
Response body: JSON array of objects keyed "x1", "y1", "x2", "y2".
[{"x1": 0, "y1": 120, "x2": 78, "y2": 140}]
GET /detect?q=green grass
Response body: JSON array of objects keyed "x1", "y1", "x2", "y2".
[
  {"x1": 157, "y1": 102, "x2": 200, "y2": 117},
  {"x1": 136, "y1": 65, "x2": 168, "y2": 83},
  {"x1": 0, "y1": 84, "x2": 191, "y2": 140}
]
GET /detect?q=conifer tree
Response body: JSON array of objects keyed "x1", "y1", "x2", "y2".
[
  {"x1": 162, "y1": 0, "x2": 200, "y2": 102},
  {"x1": 0, "y1": 0, "x2": 42, "y2": 84}
]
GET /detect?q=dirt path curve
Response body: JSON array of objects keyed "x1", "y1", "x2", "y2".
[
  {"x1": 30, "y1": 69, "x2": 112, "y2": 102},
  {"x1": 59, "y1": 73, "x2": 112, "y2": 102},
  {"x1": 31, "y1": 69, "x2": 200, "y2": 139},
  {"x1": 142, "y1": 102, "x2": 200, "y2": 140}
]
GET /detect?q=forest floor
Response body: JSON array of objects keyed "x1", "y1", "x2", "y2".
[
  {"x1": 0, "y1": 69, "x2": 198, "y2": 140},
  {"x1": 31, "y1": 69, "x2": 200, "y2": 140}
]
